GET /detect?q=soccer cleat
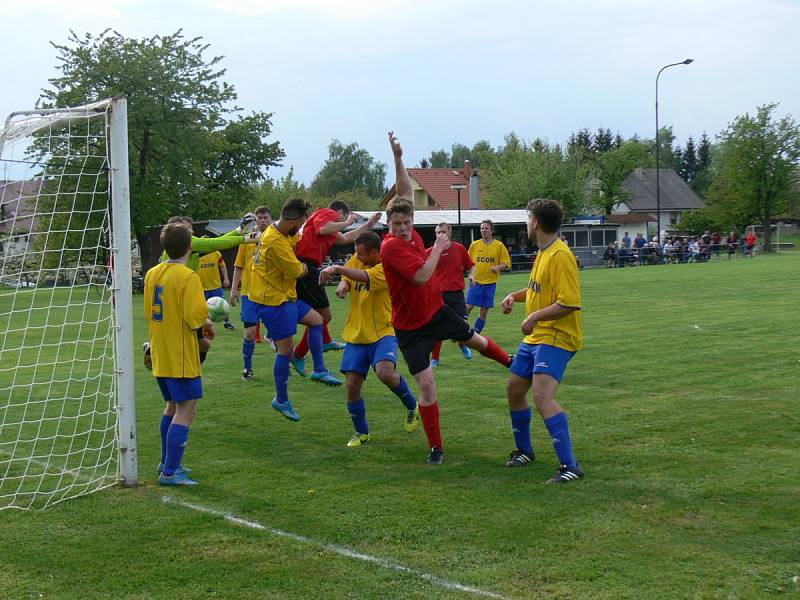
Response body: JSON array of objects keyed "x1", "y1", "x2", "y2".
[
  {"x1": 158, "y1": 471, "x2": 199, "y2": 486},
  {"x1": 271, "y1": 397, "x2": 300, "y2": 422},
  {"x1": 505, "y1": 449, "x2": 534, "y2": 467},
  {"x1": 429, "y1": 359, "x2": 439, "y2": 368},
  {"x1": 404, "y1": 406, "x2": 420, "y2": 433},
  {"x1": 224, "y1": 322, "x2": 235, "y2": 330},
  {"x1": 427, "y1": 446, "x2": 445, "y2": 465},
  {"x1": 311, "y1": 371, "x2": 343, "y2": 386},
  {"x1": 157, "y1": 462, "x2": 192, "y2": 476},
  {"x1": 291, "y1": 356, "x2": 307, "y2": 377},
  {"x1": 545, "y1": 464, "x2": 585, "y2": 484},
  {"x1": 268, "y1": 338, "x2": 277, "y2": 351},
  {"x1": 461, "y1": 345, "x2": 473, "y2": 360},
  {"x1": 242, "y1": 369, "x2": 254, "y2": 380},
  {"x1": 323, "y1": 340, "x2": 346, "y2": 352},
  {"x1": 346, "y1": 432, "x2": 370, "y2": 447},
  {"x1": 142, "y1": 342, "x2": 152, "y2": 371}
]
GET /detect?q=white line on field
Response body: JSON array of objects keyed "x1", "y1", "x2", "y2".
[{"x1": 162, "y1": 495, "x2": 512, "y2": 600}]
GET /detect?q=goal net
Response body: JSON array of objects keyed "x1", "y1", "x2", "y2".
[{"x1": 0, "y1": 98, "x2": 136, "y2": 510}]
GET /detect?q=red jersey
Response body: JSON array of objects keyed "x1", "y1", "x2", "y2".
[
  {"x1": 381, "y1": 229, "x2": 444, "y2": 331},
  {"x1": 295, "y1": 208, "x2": 340, "y2": 266},
  {"x1": 427, "y1": 241, "x2": 473, "y2": 292}
]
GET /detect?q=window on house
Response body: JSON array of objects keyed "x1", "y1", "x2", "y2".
[
  {"x1": 605, "y1": 230, "x2": 618, "y2": 245},
  {"x1": 561, "y1": 231, "x2": 575, "y2": 247},
  {"x1": 575, "y1": 231, "x2": 588, "y2": 247},
  {"x1": 591, "y1": 230, "x2": 605, "y2": 247}
]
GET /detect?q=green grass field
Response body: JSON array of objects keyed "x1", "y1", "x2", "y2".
[{"x1": 1, "y1": 252, "x2": 798, "y2": 599}]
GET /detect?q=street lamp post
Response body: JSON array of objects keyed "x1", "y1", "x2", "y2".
[
  {"x1": 655, "y1": 58, "x2": 693, "y2": 245},
  {"x1": 451, "y1": 183, "x2": 466, "y2": 244}
]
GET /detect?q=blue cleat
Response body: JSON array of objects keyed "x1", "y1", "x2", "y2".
[
  {"x1": 429, "y1": 359, "x2": 439, "y2": 368},
  {"x1": 157, "y1": 462, "x2": 192, "y2": 476},
  {"x1": 291, "y1": 356, "x2": 307, "y2": 377},
  {"x1": 158, "y1": 471, "x2": 199, "y2": 486},
  {"x1": 323, "y1": 340, "x2": 346, "y2": 352},
  {"x1": 461, "y1": 345, "x2": 473, "y2": 360},
  {"x1": 271, "y1": 397, "x2": 300, "y2": 421},
  {"x1": 311, "y1": 371, "x2": 343, "y2": 386}
]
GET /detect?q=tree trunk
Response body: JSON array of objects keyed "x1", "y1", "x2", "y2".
[{"x1": 763, "y1": 213, "x2": 773, "y2": 252}]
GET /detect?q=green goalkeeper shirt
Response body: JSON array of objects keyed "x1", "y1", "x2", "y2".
[{"x1": 159, "y1": 228, "x2": 245, "y2": 272}]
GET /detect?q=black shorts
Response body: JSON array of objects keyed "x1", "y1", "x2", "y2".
[
  {"x1": 295, "y1": 258, "x2": 330, "y2": 310},
  {"x1": 395, "y1": 305, "x2": 474, "y2": 375},
  {"x1": 442, "y1": 290, "x2": 468, "y2": 320}
]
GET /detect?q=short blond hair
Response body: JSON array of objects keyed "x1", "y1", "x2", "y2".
[{"x1": 386, "y1": 197, "x2": 414, "y2": 220}]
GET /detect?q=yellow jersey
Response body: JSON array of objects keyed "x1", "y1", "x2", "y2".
[
  {"x1": 197, "y1": 251, "x2": 225, "y2": 291},
  {"x1": 523, "y1": 238, "x2": 583, "y2": 351},
  {"x1": 341, "y1": 256, "x2": 394, "y2": 344},
  {"x1": 144, "y1": 262, "x2": 208, "y2": 378},
  {"x1": 468, "y1": 239, "x2": 511, "y2": 284},
  {"x1": 233, "y1": 241, "x2": 260, "y2": 296},
  {"x1": 248, "y1": 224, "x2": 304, "y2": 306}
]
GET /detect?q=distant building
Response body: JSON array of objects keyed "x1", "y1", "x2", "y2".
[
  {"x1": 0, "y1": 179, "x2": 43, "y2": 255},
  {"x1": 616, "y1": 168, "x2": 705, "y2": 230},
  {"x1": 382, "y1": 161, "x2": 481, "y2": 210}
]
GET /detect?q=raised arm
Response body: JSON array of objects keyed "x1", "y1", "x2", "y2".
[{"x1": 389, "y1": 131, "x2": 413, "y2": 201}]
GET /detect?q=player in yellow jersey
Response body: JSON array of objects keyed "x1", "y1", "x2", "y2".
[
  {"x1": 230, "y1": 206, "x2": 272, "y2": 379},
  {"x1": 466, "y1": 220, "x2": 510, "y2": 335},
  {"x1": 501, "y1": 199, "x2": 584, "y2": 483},
  {"x1": 249, "y1": 198, "x2": 343, "y2": 423},
  {"x1": 319, "y1": 231, "x2": 420, "y2": 447},
  {"x1": 198, "y1": 248, "x2": 234, "y2": 330},
  {"x1": 144, "y1": 223, "x2": 215, "y2": 486}
]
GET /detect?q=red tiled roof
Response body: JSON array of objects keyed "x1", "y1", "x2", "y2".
[{"x1": 382, "y1": 167, "x2": 484, "y2": 210}]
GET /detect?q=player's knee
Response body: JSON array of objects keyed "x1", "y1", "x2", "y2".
[{"x1": 375, "y1": 363, "x2": 397, "y2": 385}]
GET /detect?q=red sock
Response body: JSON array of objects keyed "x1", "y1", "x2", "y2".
[
  {"x1": 479, "y1": 336, "x2": 511, "y2": 367},
  {"x1": 431, "y1": 341, "x2": 442, "y2": 361},
  {"x1": 322, "y1": 322, "x2": 332, "y2": 344},
  {"x1": 295, "y1": 328, "x2": 309, "y2": 359},
  {"x1": 255, "y1": 324, "x2": 262, "y2": 343},
  {"x1": 418, "y1": 403, "x2": 443, "y2": 450}
]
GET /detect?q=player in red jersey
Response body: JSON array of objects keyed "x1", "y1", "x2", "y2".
[
  {"x1": 427, "y1": 222, "x2": 475, "y2": 367},
  {"x1": 291, "y1": 201, "x2": 381, "y2": 376},
  {"x1": 380, "y1": 132, "x2": 512, "y2": 465}
]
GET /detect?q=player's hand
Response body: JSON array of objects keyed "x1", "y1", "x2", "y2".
[
  {"x1": 223, "y1": 279, "x2": 230, "y2": 288},
  {"x1": 433, "y1": 232, "x2": 448, "y2": 252},
  {"x1": 202, "y1": 319, "x2": 216, "y2": 340},
  {"x1": 388, "y1": 131, "x2": 403, "y2": 158},
  {"x1": 319, "y1": 265, "x2": 338, "y2": 285},
  {"x1": 344, "y1": 213, "x2": 358, "y2": 227},
  {"x1": 490, "y1": 265, "x2": 501, "y2": 273},
  {"x1": 230, "y1": 289, "x2": 240, "y2": 306},
  {"x1": 520, "y1": 314, "x2": 536, "y2": 336},
  {"x1": 367, "y1": 212, "x2": 381, "y2": 227},
  {"x1": 244, "y1": 229, "x2": 262, "y2": 243},
  {"x1": 335, "y1": 280, "x2": 350, "y2": 299},
  {"x1": 501, "y1": 294, "x2": 515, "y2": 314},
  {"x1": 468, "y1": 275, "x2": 476, "y2": 287}
]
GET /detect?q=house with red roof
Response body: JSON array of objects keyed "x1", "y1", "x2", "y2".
[{"x1": 382, "y1": 161, "x2": 482, "y2": 210}]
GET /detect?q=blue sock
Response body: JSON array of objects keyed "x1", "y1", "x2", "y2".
[
  {"x1": 164, "y1": 423, "x2": 189, "y2": 476},
  {"x1": 510, "y1": 408, "x2": 533, "y2": 454},
  {"x1": 308, "y1": 324, "x2": 325, "y2": 373},
  {"x1": 243, "y1": 339, "x2": 255, "y2": 370},
  {"x1": 347, "y1": 398, "x2": 368, "y2": 434},
  {"x1": 274, "y1": 354, "x2": 290, "y2": 402},
  {"x1": 159, "y1": 414, "x2": 173, "y2": 463},
  {"x1": 391, "y1": 376, "x2": 417, "y2": 411},
  {"x1": 474, "y1": 317, "x2": 486, "y2": 333},
  {"x1": 544, "y1": 411, "x2": 577, "y2": 468}
]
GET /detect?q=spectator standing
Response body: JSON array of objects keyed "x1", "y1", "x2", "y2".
[
  {"x1": 711, "y1": 231, "x2": 722, "y2": 259},
  {"x1": 745, "y1": 230, "x2": 757, "y2": 257},
  {"x1": 622, "y1": 232, "x2": 632, "y2": 250},
  {"x1": 727, "y1": 232, "x2": 738, "y2": 259}
]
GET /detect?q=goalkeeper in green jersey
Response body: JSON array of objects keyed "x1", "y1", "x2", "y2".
[{"x1": 144, "y1": 213, "x2": 259, "y2": 370}]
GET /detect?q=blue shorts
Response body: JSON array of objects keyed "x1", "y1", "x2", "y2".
[
  {"x1": 255, "y1": 299, "x2": 313, "y2": 341},
  {"x1": 510, "y1": 343, "x2": 575, "y2": 383},
  {"x1": 156, "y1": 376, "x2": 203, "y2": 403},
  {"x1": 240, "y1": 295, "x2": 259, "y2": 327},
  {"x1": 467, "y1": 282, "x2": 497, "y2": 308},
  {"x1": 204, "y1": 287, "x2": 224, "y2": 300},
  {"x1": 340, "y1": 335, "x2": 398, "y2": 377}
]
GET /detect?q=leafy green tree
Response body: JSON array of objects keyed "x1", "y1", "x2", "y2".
[
  {"x1": 481, "y1": 135, "x2": 587, "y2": 217},
  {"x1": 428, "y1": 149, "x2": 449, "y2": 168},
  {"x1": 39, "y1": 29, "x2": 285, "y2": 268},
  {"x1": 679, "y1": 136, "x2": 698, "y2": 183},
  {"x1": 691, "y1": 132, "x2": 713, "y2": 196},
  {"x1": 470, "y1": 140, "x2": 496, "y2": 167},
  {"x1": 449, "y1": 143, "x2": 472, "y2": 169},
  {"x1": 587, "y1": 140, "x2": 653, "y2": 214},
  {"x1": 309, "y1": 139, "x2": 386, "y2": 199},
  {"x1": 251, "y1": 167, "x2": 308, "y2": 217},
  {"x1": 706, "y1": 103, "x2": 800, "y2": 250},
  {"x1": 593, "y1": 128, "x2": 614, "y2": 153}
]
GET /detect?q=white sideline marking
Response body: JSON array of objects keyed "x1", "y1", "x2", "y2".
[{"x1": 163, "y1": 496, "x2": 511, "y2": 599}]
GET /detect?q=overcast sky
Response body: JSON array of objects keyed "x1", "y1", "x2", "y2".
[{"x1": 1, "y1": 0, "x2": 799, "y2": 184}]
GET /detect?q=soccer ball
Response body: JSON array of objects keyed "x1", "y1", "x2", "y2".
[{"x1": 206, "y1": 297, "x2": 230, "y2": 322}]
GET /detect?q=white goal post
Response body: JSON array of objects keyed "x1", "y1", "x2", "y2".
[{"x1": 0, "y1": 98, "x2": 137, "y2": 510}]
